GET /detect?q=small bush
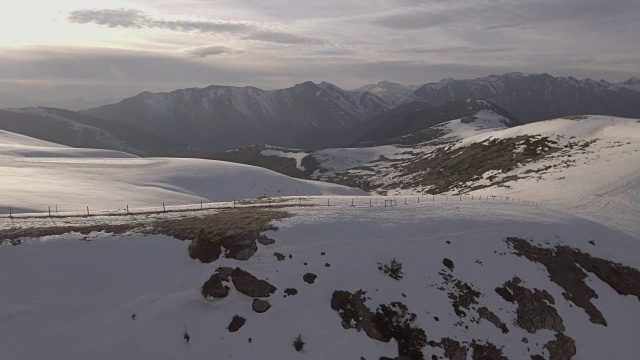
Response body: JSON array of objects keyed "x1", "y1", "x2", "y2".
[
  {"x1": 293, "y1": 334, "x2": 305, "y2": 352},
  {"x1": 378, "y1": 258, "x2": 404, "y2": 280}
]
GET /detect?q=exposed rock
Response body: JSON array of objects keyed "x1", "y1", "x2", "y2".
[
  {"x1": 284, "y1": 288, "x2": 298, "y2": 297},
  {"x1": 443, "y1": 258, "x2": 455, "y2": 271},
  {"x1": 274, "y1": 252, "x2": 286, "y2": 261},
  {"x1": 221, "y1": 234, "x2": 258, "y2": 260},
  {"x1": 303, "y1": 273, "x2": 318, "y2": 284},
  {"x1": 428, "y1": 338, "x2": 468, "y2": 360},
  {"x1": 232, "y1": 268, "x2": 276, "y2": 297},
  {"x1": 507, "y1": 237, "x2": 640, "y2": 326},
  {"x1": 531, "y1": 355, "x2": 545, "y2": 360},
  {"x1": 495, "y1": 277, "x2": 564, "y2": 333},
  {"x1": 330, "y1": 290, "x2": 391, "y2": 342},
  {"x1": 544, "y1": 333, "x2": 576, "y2": 360},
  {"x1": 325, "y1": 263, "x2": 331, "y2": 267},
  {"x1": 252, "y1": 298, "x2": 271, "y2": 313},
  {"x1": 449, "y1": 280, "x2": 481, "y2": 317},
  {"x1": 373, "y1": 302, "x2": 427, "y2": 360},
  {"x1": 228, "y1": 315, "x2": 246, "y2": 332},
  {"x1": 201, "y1": 267, "x2": 234, "y2": 299},
  {"x1": 257, "y1": 234, "x2": 276, "y2": 245},
  {"x1": 470, "y1": 341, "x2": 508, "y2": 360},
  {"x1": 477, "y1": 307, "x2": 509, "y2": 334}
]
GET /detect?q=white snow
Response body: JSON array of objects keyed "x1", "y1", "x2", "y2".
[
  {"x1": 1, "y1": 201, "x2": 639, "y2": 360},
  {"x1": 0, "y1": 131, "x2": 365, "y2": 213}
]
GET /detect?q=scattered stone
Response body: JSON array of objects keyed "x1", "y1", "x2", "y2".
[
  {"x1": 522, "y1": 337, "x2": 529, "y2": 344},
  {"x1": 304, "y1": 262, "x2": 308, "y2": 265},
  {"x1": 495, "y1": 277, "x2": 564, "y2": 333},
  {"x1": 446, "y1": 240, "x2": 451, "y2": 244},
  {"x1": 588, "y1": 240, "x2": 595, "y2": 246},
  {"x1": 448, "y1": 280, "x2": 481, "y2": 317},
  {"x1": 443, "y1": 258, "x2": 455, "y2": 271},
  {"x1": 434, "y1": 317, "x2": 439, "y2": 322},
  {"x1": 284, "y1": 288, "x2": 298, "y2": 297},
  {"x1": 401, "y1": 293, "x2": 407, "y2": 298},
  {"x1": 228, "y1": 315, "x2": 246, "y2": 332},
  {"x1": 289, "y1": 254, "x2": 293, "y2": 259},
  {"x1": 303, "y1": 273, "x2": 317, "y2": 284},
  {"x1": 544, "y1": 333, "x2": 576, "y2": 360},
  {"x1": 232, "y1": 268, "x2": 276, "y2": 298},
  {"x1": 131, "y1": 314, "x2": 136, "y2": 320},
  {"x1": 252, "y1": 298, "x2": 271, "y2": 313},
  {"x1": 274, "y1": 252, "x2": 286, "y2": 261},
  {"x1": 248, "y1": 338, "x2": 252, "y2": 343},
  {"x1": 531, "y1": 355, "x2": 544, "y2": 360},
  {"x1": 325, "y1": 263, "x2": 331, "y2": 267},
  {"x1": 321, "y1": 252, "x2": 326, "y2": 255}
]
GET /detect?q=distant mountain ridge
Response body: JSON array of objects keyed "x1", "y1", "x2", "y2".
[
  {"x1": 82, "y1": 81, "x2": 391, "y2": 151},
  {"x1": 0, "y1": 108, "x2": 185, "y2": 156},
  {"x1": 408, "y1": 72, "x2": 640, "y2": 123}
]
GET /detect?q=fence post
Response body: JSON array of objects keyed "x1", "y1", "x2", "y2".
[
  {"x1": 268, "y1": 198, "x2": 271, "y2": 207},
  {"x1": 87, "y1": 206, "x2": 89, "y2": 216},
  {"x1": 9, "y1": 208, "x2": 12, "y2": 218},
  {"x1": 433, "y1": 195, "x2": 435, "y2": 202},
  {"x1": 201, "y1": 201, "x2": 203, "y2": 210},
  {"x1": 446, "y1": 196, "x2": 448, "y2": 202},
  {"x1": 460, "y1": 195, "x2": 462, "y2": 201},
  {"x1": 127, "y1": 204, "x2": 129, "y2": 213},
  {"x1": 163, "y1": 202, "x2": 166, "y2": 212},
  {"x1": 48, "y1": 206, "x2": 51, "y2": 217},
  {"x1": 404, "y1": 198, "x2": 407, "y2": 205},
  {"x1": 233, "y1": 199, "x2": 236, "y2": 208},
  {"x1": 351, "y1": 198, "x2": 354, "y2": 207},
  {"x1": 418, "y1": 196, "x2": 420, "y2": 203},
  {"x1": 299, "y1": 198, "x2": 302, "y2": 206},
  {"x1": 56, "y1": 204, "x2": 58, "y2": 213},
  {"x1": 327, "y1": 198, "x2": 330, "y2": 206},
  {"x1": 370, "y1": 199, "x2": 372, "y2": 207}
]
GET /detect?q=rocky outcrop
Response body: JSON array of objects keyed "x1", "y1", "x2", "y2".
[
  {"x1": 252, "y1": 298, "x2": 271, "y2": 313},
  {"x1": 232, "y1": 268, "x2": 277, "y2": 298}
]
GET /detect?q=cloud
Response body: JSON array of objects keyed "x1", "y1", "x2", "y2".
[
  {"x1": 402, "y1": 46, "x2": 516, "y2": 55},
  {"x1": 243, "y1": 31, "x2": 326, "y2": 45},
  {"x1": 68, "y1": 8, "x2": 147, "y2": 28},
  {"x1": 184, "y1": 45, "x2": 243, "y2": 57},
  {"x1": 68, "y1": 8, "x2": 326, "y2": 45}
]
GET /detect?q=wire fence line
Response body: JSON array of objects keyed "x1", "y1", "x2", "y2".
[{"x1": 2, "y1": 194, "x2": 539, "y2": 222}]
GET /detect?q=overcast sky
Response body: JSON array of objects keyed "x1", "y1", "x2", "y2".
[{"x1": 1, "y1": 0, "x2": 639, "y2": 108}]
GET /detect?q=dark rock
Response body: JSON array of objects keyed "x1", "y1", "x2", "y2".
[
  {"x1": 495, "y1": 277, "x2": 564, "y2": 333},
  {"x1": 325, "y1": 263, "x2": 331, "y2": 267},
  {"x1": 331, "y1": 290, "x2": 391, "y2": 342},
  {"x1": 289, "y1": 254, "x2": 293, "y2": 259},
  {"x1": 274, "y1": 252, "x2": 286, "y2": 261},
  {"x1": 222, "y1": 234, "x2": 257, "y2": 260},
  {"x1": 202, "y1": 268, "x2": 233, "y2": 299},
  {"x1": 373, "y1": 302, "x2": 427, "y2": 359},
  {"x1": 470, "y1": 341, "x2": 507, "y2": 360},
  {"x1": 232, "y1": 268, "x2": 276, "y2": 297},
  {"x1": 507, "y1": 237, "x2": 640, "y2": 326},
  {"x1": 478, "y1": 307, "x2": 509, "y2": 334},
  {"x1": 429, "y1": 337, "x2": 468, "y2": 360},
  {"x1": 321, "y1": 252, "x2": 326, "y2": 255},
  {"x1": 252, "y1": 298, "x2": 271, "y2": 313},
  {"x1": 443, "y1": 258, "x2": 454, "y2": 271},
  {"x1": 228, "y1": 315, "x2": 246, "y2": 332},
  {"x1": 303, "y1": 273, "x2": 317, "y2": 284},
  {"x1": 257, "y1": 234, "x2": 276, "y2": 245},
  {"x1": 544, "y1": 333, "x2": 576, "y2": 360},
  {"x1": 284, "y1": 288, "x2": 298, "y2": 297}
]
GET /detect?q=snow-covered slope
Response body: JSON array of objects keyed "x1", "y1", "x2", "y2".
[
  {"x1": 1, "y1": 200, "x2": 639, "y2": 360},
  {"x1": 0, "y1": 131, "x2": 365, "y2": 213}
]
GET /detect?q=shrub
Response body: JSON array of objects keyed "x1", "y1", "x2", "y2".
[
  {"x1": 378, "y1": 258, "x2": 404, "y2": 280},
  {"x1": 293, "y1": 334, "x2": 305, "y2": 352}
]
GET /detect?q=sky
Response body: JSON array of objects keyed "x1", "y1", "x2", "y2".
[{"x1": 0, "y1": 0, "x2": 639, "y2": 108}]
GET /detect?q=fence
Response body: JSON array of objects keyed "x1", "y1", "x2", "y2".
[{"x1": 2, "y1": 193, "x2": 539, "y2": 223}]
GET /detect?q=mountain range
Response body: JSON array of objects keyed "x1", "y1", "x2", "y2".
[{"x1": 1, "y1": 73, "x2": 640, "y2": 155}]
